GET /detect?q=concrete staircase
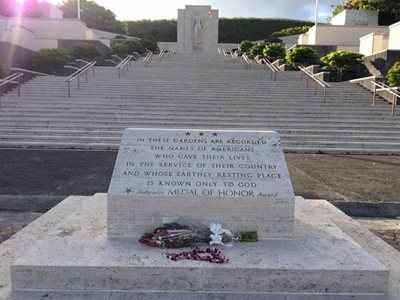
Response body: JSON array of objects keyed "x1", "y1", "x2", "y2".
[{"x1": 0, "y1": 53, "x2": 399, "y2": 154}]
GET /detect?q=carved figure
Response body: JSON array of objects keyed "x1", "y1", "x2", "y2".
[{"x1": 192, "y1": 16, "x2": 204, "y2": 48}]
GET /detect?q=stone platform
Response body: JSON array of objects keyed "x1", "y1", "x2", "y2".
[{"x1": 1, "y1": 194, "x2": 399, "y2": 299}]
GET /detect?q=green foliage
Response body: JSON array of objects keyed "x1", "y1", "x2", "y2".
[
  {"x1": 111, "y1": 43, "x2": 130, "y2": 57},
  {"x1": 125, "y1": 40, "x2": 145, "y2": 55},
  {"x1": 285, "y1": 46, "x2": 319, "y2": 68},
  {"x1": 58, "y1": 0, "x2": 127, "y2": 34},
  {"x1": 264, "y1": 37, "x2": 283, "y2": 44},
  {"x1": 321, "y1": 51, "x2": 363, "y2": 81},
  {"x1": 219, "y1": 18, "x2": 314, "y2": 43},
  {"x1": 32, "y1": 48, "x2": 71, "y2": 75},
  {"x1": 387, "y1": 62, "x2": 400, "y2": 87},
  {"x1": 127, "y1": 20, "x2": 177, "y2": 42},
  {"x1": 249, "y1": 44, "x2": 266, "y2": 59},
  {"x1": 70, "y1": 43, "x2": 100, "y2": 60},
  {"x1": 141, "y1": 36, "x2": 158, "y2": 52},
  {"x1": 270, "y1": 26, "x2": 311, "y2": 38},
  {"x1": 0, "y1": 0, "x2": 51, "y2": 17},
  {"x1": 0, "y1": 63, "x2": 5, "y2": 78},
  {"x1": 123, "y1": 18, "x2": 314, "y2": 43},
  {"x1": 263, "y1": 43, "x2": 286, "y2": 61},
  {"x1": 239, "y1": 40, "x2": 254, "y2": 54},
  {"x1": 331, "y1": 0, "x2": 400, "y2": 25}
]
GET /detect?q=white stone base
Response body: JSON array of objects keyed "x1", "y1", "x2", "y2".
[{"x1": 0, "y1": 194, "x2": 395, "y2": 299}]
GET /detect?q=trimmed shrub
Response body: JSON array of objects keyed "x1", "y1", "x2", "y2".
[
  {"x1": 32, "y1": 48, "x2": 71, "y2": 75},
  {"x1": 238, "y1": 40, "x2": 254, "y2": 54},
  {"x1": 70, "y1": 43, "x2": 101, "y2": 61},
  {"x1": 111, "y1": 43, "x2": 130, "y2": 57},
  {"x1": 270, "y1": 26, "x2": 311, "y2": 38},
  {"x1": 387, "y1": 62, "x2": 400, "y2": 87},
  {"x1": 285, "y1": 46, "x2": 319, "y2": 68},
  {"x1": 125, "y1": 39, "x2": 145, "y2": 55},
  {"x1": 321, "y1": 50, "x2": 364, "y2": 81},
  {"x1": 263, "y1": 43, "x2": 286, "y2": 61},
  {"x1": 141, "y1": 36, "x2": 158, "y2": 52},
  {"x1": 249, "y1": 44, "x2": 266, "y2": 59}
]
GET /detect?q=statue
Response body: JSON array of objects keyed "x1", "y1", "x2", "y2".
[{"x1": 192, "y1": 16, "x2": 204, "y2": 49}]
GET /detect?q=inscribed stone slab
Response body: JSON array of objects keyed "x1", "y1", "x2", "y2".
[{"x1": 108, "y1": 128, "x2": 295, "y2": 238}]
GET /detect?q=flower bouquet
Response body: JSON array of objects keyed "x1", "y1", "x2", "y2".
[{"x1": 139, "y1": 219, "x2": 258, "y2": 248}]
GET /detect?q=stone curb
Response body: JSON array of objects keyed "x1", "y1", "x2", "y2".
[
  {"x1": 330, "y1": 201, "x2": 400, "y2": 218},
  {"x1": 0, "y1": 195, "x2": 67, "y2": 212}
]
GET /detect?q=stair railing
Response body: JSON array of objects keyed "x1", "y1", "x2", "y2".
[
  {"x1": 116, "y1": 55, "x2": 133, "y2": 78},
  {"x1": 261, "y1": 58, "x2": 279, "y2": 81},
  {"x1": 371, "y1": 81, "x2": 399, "y2": 117},
  {"x1": 299, "y1": 66, "x2": 330, "y2": 102},
  {"x1": 64, "y1": 61, "x2": 96, "y2": 98},
  {"x1": 242, "y1": 53, "x2": 252, "y2": 69},
  {"x1": 158, "y1": 50, "x2": 166, "y2": 61},
  {"x1": 143, "y1": 52, "x2": 153, "y2": 67},
  {"x1": 0, "y1": 73, "x2": 23, "y2": 97}
]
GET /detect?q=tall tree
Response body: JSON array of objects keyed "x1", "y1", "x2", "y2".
[
  {"x1": 58, "y1": 0, "x2": 127, "y2": 34},
  {"x1": 332, "y1": 0, "x2": 400, "y2": 25},
  {"x1": 0, "y1": 0, "x2": 51, "y2": 18}
]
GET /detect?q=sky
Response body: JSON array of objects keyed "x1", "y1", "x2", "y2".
[
  {"x1": 92, "y1": 0, "x2": 344, "y2": 21},
  {"x1": 40, "y1": 0, "x2": 344, "y2": 22}
]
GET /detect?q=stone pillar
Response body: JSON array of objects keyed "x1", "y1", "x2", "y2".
[{"x1": 177, "y1": 5, "x2": 219, "y2": 54}]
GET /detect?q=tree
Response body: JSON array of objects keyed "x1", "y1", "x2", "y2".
[
  {"x1": 285, "y1": 46, "x2": 319, "y2": 68},
  {"x1": 58, "y1": 0, "x2": 128, "y2": 34},
  {"x1": 249, "y1": 44, "x2": 266, "y2": 59},
  {"x1": 70, "y1": 43, "x2": 100, "y2": 60},
  {"x1": 263, "y1": 43, "x2": 286, "y2": 61},
  {"x1": 331, "y1": 0, "x2": 400, "y2": 25},
  {"x1": 32, "y1": 48, "x2": 71, "y2": 75},
  {"x1": 321, "y1": 50, "x2": 364, "y2": 81},
  {"x1": 0, "y1": 0, "x2": 51, "y2": 17},
  {"x1": 387, "y1": 62, "x2": 400, "y2": 87},
  {"x1": 239, "y1": 40, "x2": 254, "y2": 54}
]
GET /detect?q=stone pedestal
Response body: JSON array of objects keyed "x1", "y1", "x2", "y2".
[{"x1": 8, "y1": 194, "x2": 390, "y2": 299}]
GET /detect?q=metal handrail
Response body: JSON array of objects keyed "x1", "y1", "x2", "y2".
[
  {"x1": 158, "y1": 50, "x2": 166, "y2": 61},
  {"x1": 371, "y1": 81, "x2": 399, "y2": 117},
  {"x1": 116, "y1": 55, "x2": 133, "y2": 78},
  {"x1": 261, "y1": 58, "x2": 279, "y2": 81},
  {"x1": 242, "y1": 53, "x2": 252, "y2": 69},
  {"x1": 230, "y1": 52, "x2": 237, "y2": 62},
  {"x1": 9, "y1": 68, "x2": 48, "y2": 76},
  {"x1": 143, "y1": 52, "x2": 153, "y2": 67},
  {"x1": 299, "y1": 66, "x2": 330, "y2": 102},
  {"x1": 64, "y1": 61, "x2": 96, "y2": 98},
  {"x1": 0, "y1": 73, "x2": 23, "y2": 98}
]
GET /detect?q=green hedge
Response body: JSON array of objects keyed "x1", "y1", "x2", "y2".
[
  {"x1": 32, "y1": 48, "x2": 71, "y2": 75},
  {"x1": 387, "y1": 62, "x2": 400, "y2": 87},
  {"x1": 70, "y1": 43, "x2": 101, "y2": 60}
]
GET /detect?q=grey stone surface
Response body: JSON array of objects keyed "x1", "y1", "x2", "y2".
[
  {"x1": 2, "y1": 194, "x2": 392, "y2": 299},
  {"x1": 108, "y1": 129, "x2": 294, "y2": 238}
]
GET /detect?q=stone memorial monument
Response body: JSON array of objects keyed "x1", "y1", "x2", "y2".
[
  {"x1": 7, "y1": 128, "x2": 392, "y2": 299},
  {"x1": 177, "y1": 5, "x2": 219, "y2": 53}
]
